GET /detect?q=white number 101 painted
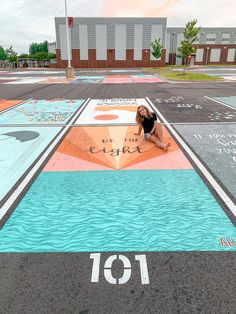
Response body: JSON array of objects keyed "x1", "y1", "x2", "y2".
[{"x1": 90, "y1": 253, "x2": 149, "y2": 285}]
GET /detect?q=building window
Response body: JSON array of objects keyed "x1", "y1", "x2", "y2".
[
  {"x1": 222, "y1": 35, "x2": 230, "y2": 44},
  {"x1": 206, "y1": 33, "x2": 216, "y2": 43},
  {"x1": 206, "y1": 38, "x2": 216, "y2": 42}
]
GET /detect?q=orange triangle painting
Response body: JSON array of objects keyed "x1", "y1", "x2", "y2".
[
  {"x1": 0, "y1": 100, "x2": 23, "y2": 112},
  {"x1": 44, "y1": 126, "x2": 192, "y2": 171}
]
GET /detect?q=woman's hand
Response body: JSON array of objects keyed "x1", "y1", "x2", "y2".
[{"x1": 134, "y1": 133, "x2": 141, "y2": 135}]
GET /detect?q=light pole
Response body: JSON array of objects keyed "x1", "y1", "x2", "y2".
[
  {"x1": 64, "y1": 0, "x2": 74, "y2": 78},
  {"x1": 206, "y1": 47, "x2": 209, "y2": 65},
  {"x1": 171, "y1": 32, "x2": 175, "y2": 65}
]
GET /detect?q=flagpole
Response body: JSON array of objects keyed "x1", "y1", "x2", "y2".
[
  {"x1": 64, "y1": 0, "x2": 74, "y2": 78},
  {"x1": 64, "y1": 0, "x2": 71, "y2": 68}
]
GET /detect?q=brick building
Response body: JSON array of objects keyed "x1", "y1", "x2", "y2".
[
  {"x1": 55, "y1": 17, "x2": 167, "y2": 68},
  {"x1": 54, "y1": 17, "x2": 236, "y2": 68},
  {"x1": 167, "y1": 27, "x2": 236, "y2": 65}
]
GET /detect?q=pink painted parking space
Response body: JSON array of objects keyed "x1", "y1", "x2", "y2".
[{"x1": 102, "y1": 76, "x2": 133, "y2": 84}]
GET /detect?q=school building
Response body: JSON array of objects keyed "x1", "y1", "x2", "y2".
[{"x1": 54, "y1": 17, "x2": 236, "y2": 68}]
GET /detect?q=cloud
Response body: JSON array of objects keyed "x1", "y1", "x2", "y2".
[
  {"x1": 0, "y1": 0, "x2": 104, "y2": 53},
  {"x1": 166, "y1": 0, "x2": 236, "y2": 27},
  {"x1": 100, "y1": 0, "x2": 180, "y2": 17},
  {"x1": 0, "y1": 0, "x2": 235, "y2": 54},
  {"x1": 145, "y1": 0, "x2": 180, "y2": 17},
  {"x1": 100, "y1": 0, "x2": 236, "y2": 28}
]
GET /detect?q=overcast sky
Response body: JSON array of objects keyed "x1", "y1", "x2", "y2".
[{"x1": 0, "y1": 0, "x2": 236, "y2": 54}]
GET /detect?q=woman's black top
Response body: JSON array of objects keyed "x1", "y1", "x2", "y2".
[{"x1": 142, "y1": 112, "x2": 157, "y2": 133}]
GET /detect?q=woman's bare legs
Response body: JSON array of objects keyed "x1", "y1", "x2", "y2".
[
  {"x1": 147, "y1": 135, "x2": 170, "y2": 151},
  {"x1": 153, "y1": 122, "x2": 165, "y2": 142},
  {"x1": 152, "y1": 122, "x2": 171, "y2": 150}
]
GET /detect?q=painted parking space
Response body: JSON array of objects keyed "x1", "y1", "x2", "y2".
[
  {"x1": 0, "y1": 75, "x2": 165, "y2": 84},
  {"x1": 173, "y1": 124, "x2": 236, "y2": 202},
  {"x1": 0, "y1": 98, "x2": 235, "y2": 252},
  {"x1": 213, "y1": 96, "x2": 236, "y2": 109},
  {"x1": 1, "y1": 168, "x2": 236, "y2": 252},
  {"x1": 0, "y1": 99, "x2": 84, "y2": 124},
  {"x1": 102, "y1": 76, "x2": 133, "y2": 84},
  {"x1": 74, "y1": 98, "x2": 151, "y2": 125},
  {"x1": 8, "y1": 77, "x2": 46, "y2": 84},
  {"x1": 39, "y1": 77, "x2": 73, "y2": 84},
  {"x1": 6, "y1": 71, "x2": 65, "y2": 75},
  {"x1": 151, "y1": 96, "x2": 236, "y2": 123},
  {"x1": 0, "y1": 126, "x2": 62, "y2": 205},
  {"x1": 72, "y1": 76, "x2": 104, "y2": 83},
  {"x1": 44, "y1": 126, "x2": 191, "y2": 171}
]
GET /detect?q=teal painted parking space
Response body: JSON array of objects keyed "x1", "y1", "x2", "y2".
[
  {"x1": 72, "y1": 76, "x2": 104, "y2": 83},
  {"x1": 1, "y1": 170, "x2": 235, "y2": 252},
  {"x1": 213, "y1": 96, "x2": 236, "y2": 109},
  {"x1": 0, "y1": 99, "x2": 84, "y2": 124},
  {"x1": 0, "y1": 126, "x2": 61, "y2": 204}
]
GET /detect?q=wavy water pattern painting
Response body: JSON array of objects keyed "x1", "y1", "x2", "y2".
[{"x1": 0, "y1": 170, "x2": 235, "y2": 252}]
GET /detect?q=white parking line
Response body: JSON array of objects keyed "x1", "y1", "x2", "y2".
[
  {"x1": 204, "y1": 96, "x2": 236, "y2": 111},
  {"x1": 0, "y1": 99, "x2": 32, "y2": 114}
]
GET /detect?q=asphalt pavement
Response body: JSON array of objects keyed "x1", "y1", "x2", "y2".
[{"x1": 0, "y1": 71, "x2": 236, "y2": 314}]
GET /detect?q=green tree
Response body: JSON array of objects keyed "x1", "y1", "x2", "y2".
[
  {"x1": 32, "y1": 52, "x2": 55, "y2": 60},
  {"x1": 0, "y1": 46, "x2": 7, "y2": 60},
  {"x1": 177, "y1": 19, "x2": 200, "y2": 73},
  {"x1": 6, "y1": 46, "x2": 18, "y2": 67},
  {"x1": 19, "y1": 53, "x2": 30, "y2": 58},
  {"x1": 150, "y1": 38, "x2": 164, "y2": 60},
  {"x1": 29, "y1": 40, "x2": 48, "y2": 54}
]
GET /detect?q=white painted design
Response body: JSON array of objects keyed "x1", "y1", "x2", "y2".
[
  {"x1": 135, "y1": 255, "x2": 150, "y2": 284},
  {"x1": 104, "y1": 255, "x2": 131, "y2": 284},
  {"x1": 90, "y1": 253, "x2": 101, "y2": 282},
  {"x1": 79, "y1": 25, "x2": 88, "y2": 60},
  {"x1": 75, "y1": 98, "x2": 153, "y2": 125},
  {"x1": 155, "y1": 96, "x2": 202, "y2": 110},
  {"x1": 134, "y1": 24, "x2": 143, "y2": 60},
  {"x1": 96, "y1": 25, "x2": 107, "y2": 60},
  {"x1": 90, "y1": 253, "x2": 149, "y2": 285},
  {"x1": 115, "y1": 25, "x2": 126, "y2": 60},
  {"x1": 155, "y1": 96, "x2": 184, "y2": 104}
]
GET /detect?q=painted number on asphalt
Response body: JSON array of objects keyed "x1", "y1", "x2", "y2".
[{"x1": 90, "y1": 253, "x2": 149, "y2": 285}]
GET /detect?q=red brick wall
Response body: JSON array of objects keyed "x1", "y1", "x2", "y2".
[
  {"x1": 55, "y1": 49, "x2": 166, "y2": 68},
  {"x1": 164, "y1": 45, "x2": 236, "y2": 65},
  {"x1": 194, "y1": 44, "x2": 236, "y2": 65}
]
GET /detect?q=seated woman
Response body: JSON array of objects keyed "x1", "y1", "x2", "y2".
[{"x1": 135, "y1": 105, "x2": 171, "y2": 151}]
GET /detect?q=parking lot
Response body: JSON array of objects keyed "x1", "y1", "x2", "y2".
[{"x1": 0, "y1": 68, "x2": 236, "y2": 313}]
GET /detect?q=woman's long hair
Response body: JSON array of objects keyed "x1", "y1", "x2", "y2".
[{"x1": 136, "y1": 105, "x2": 154, "y2": 125}]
